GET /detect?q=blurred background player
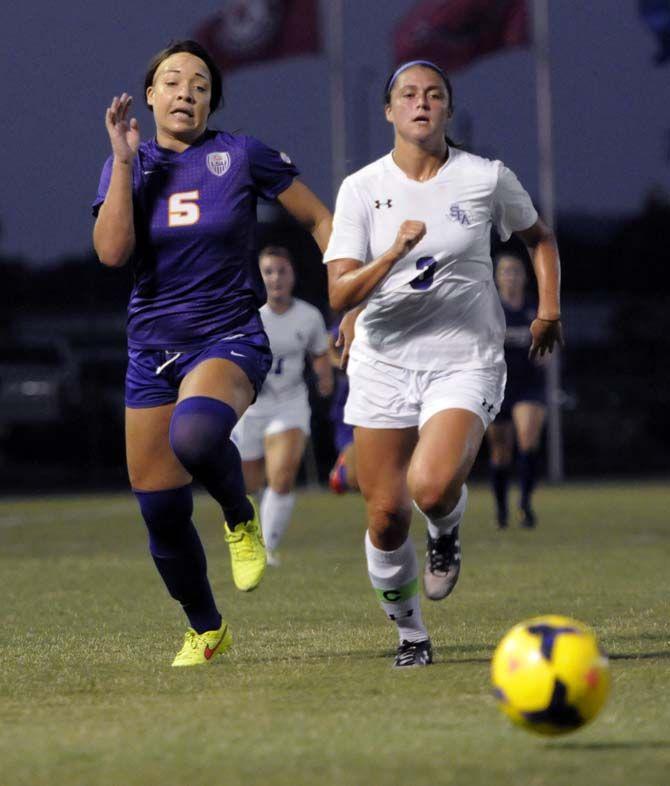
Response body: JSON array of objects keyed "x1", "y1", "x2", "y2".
[
  {"x1": 92, "y1": 41, "x2": 332, "y2": 666},
  {"x1": 327, "y1": 323, "x2": 359, "y2": 494},
  {"x1": 487, "y1": 252, "x2": 548, "y2": 529},
  {"x1": 232, "y1": 246, "x2": 333, "y2": 566},
  {"x1": 325, "y1": 60, "x2": 562, "y2": 667}
]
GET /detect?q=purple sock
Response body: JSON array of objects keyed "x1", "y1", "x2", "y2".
[
  {"x1": 169, "y1": 396, "x2": 253, "y2": 528},
  {"x1": 517, "y1": 451, "x2": 537, "y2": 511},
  {"x1": 490, "y1": 463, "x2": 510, "y2": 523},
  {"x1": 134, "y1": 485, "x2": 221, "y2": 633}
]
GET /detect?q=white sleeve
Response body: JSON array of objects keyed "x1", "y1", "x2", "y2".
[
  {"x1": 307, "y1": 307, "x2": 330, "y2": 355},
  {"x1": 491, "y1": 164, "x2": 538, "y2": 241},
  {"x1": 323, "y1": 176, "x2": 370, "y2": 264}
]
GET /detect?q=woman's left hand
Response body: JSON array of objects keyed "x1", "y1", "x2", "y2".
[{"x1": 529, "y1": 318, "x2": 564, "y2": 360}]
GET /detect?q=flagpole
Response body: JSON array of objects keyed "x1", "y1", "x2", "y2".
[
  {"x1": 328, "y1": 0, "x2": 347, "y2": 205},
  {"x1": 532, "y1": 0, "x2": 563, "y2": 483}
]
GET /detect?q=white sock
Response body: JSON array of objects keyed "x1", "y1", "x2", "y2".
[
  {"x1": 364, "y1": 531, "x2": 428, "y2": 643},
  {"x1": 260, "y1": 488, "x2": 295, "y2": 551},
  {"x1": 414, "y1": 484, "x2": 468, "y2": 539}
]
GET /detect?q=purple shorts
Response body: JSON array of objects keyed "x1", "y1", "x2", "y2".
[
  {"x1": 331, "y1": 374, "x2": 354, "y2": 452},
  {"x1": 125, "y1": 331, "x2": 272, "y2": 409}
]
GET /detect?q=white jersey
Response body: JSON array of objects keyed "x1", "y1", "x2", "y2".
[
  {"x1": 250, "y1": 298, "x2": 329, "y2": 416},
  {"x1": 323, "y1": 148, "x2": 538, "y2": 371}
]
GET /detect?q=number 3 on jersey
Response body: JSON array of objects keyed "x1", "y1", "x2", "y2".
[
  {"x1": 410, "y1": 256, "x2": 437, "y2": 290},
  {"x1": 168, "y1": 191, "x2": 200, "y2": 227}
]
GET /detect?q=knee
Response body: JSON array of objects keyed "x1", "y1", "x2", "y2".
[
  {"x1": 270, "y1": 475, "x2": 294, "y2": 494},
  {"x1": 169, "y1": 397, "x2": 237, "y2": 469},
  {"x1": 490, "y1": 444, "x2": 513, "y2": 466},
  {"x1": 410, "y1": 476, "x2": 462, "y2": 518},
  {"x1": 269, "y1": 463, "x2": 298, "y2": 494},
  {"x1": 365, "y1": 498, "x2": 411, "y2": 549},
  {"x1": 517, "y1": 437, "x2": 540, "y2": 453}
]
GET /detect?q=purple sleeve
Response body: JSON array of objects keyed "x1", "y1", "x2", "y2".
[
  {"x1": 92, "y1": 156, "x2": 114, "y2": 216},
  {"x1": 91, "y1": 155, "x2": 142, "y2": 216},
  {"x1": 245, "y1": 136, "x2": 300, "y2": 200}
]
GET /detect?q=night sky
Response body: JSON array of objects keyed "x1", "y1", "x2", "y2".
[{"x1": 2, "y1": 0, "x2": 669, "y2": 264}]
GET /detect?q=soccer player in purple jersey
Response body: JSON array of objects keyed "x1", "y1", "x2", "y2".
[
  {"x1": 487, "y1": 253, "x2": 549, "y2": 529},
  {"x1": 92, "y1": 40, "x2": 332, "y2": 667}
]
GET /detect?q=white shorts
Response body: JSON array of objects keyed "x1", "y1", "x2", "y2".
[
  {"x1": 232, "y1": 397, "x2": 311, "y2": 460},
  {"x1": 344, "y1": 355, "x2": 506, "y2": 430}
]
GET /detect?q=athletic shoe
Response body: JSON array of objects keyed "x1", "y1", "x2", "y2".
[
  {"x1": 266, "y1": 548, "x2": 281, "y2": 567},
  {"x1": 224, "y1": 496, "x2": 266, "y2": 591},
  {"x1": 423, "y1": 526, "x2": 461, "y2": 600},
  {"x1": 393, "y1": 638, "x2": 433, "y2": 668},
  {"x1": 519, "y1": 506, "x2": 537, "y2": 529},
  {"x1": 171, "y1": 620, "x2": 233, "y2": 667},
  {"x1": 496, "y1": 515, "x2": 508, "y2": 530},
  {"x1": 328, "y1": 455, "x2": 349, "y2": 494}
]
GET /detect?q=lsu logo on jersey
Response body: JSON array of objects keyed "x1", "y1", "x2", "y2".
[{"x1": 206, "y1": 151, "x2": 231, "y2": 177}]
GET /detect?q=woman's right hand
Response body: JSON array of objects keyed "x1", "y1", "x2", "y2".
[
  {"x1": 389, "y1": 220, "x2": 427, "y2": 260},
  {"x1": 105, "y1": 93, "x2": 140, "y2": 163},
  {"x1": 335, "y1": 307, "x2": 362, "y2": 372}
]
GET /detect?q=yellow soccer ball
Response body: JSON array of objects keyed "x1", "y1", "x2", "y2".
[{"x1": 491, "y1": 615, "x2": 611, "y2": 735}]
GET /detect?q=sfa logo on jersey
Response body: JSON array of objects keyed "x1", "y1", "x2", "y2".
[
  {"x1": 207, "y1": 152, "x2": 231, "y2": 177},
  {"x1": 449, "y1": 203, "x2": 471, "y2": 226}
]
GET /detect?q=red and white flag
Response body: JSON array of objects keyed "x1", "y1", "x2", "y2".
[
  {"x1": 194, "y1": 0, "x2": 321, "y2": 72},
  {"x1": 394, "y1": 0, "x2": 528, "y2": 72}
]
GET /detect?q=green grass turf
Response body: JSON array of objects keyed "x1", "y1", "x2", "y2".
[{"x1": 0, "y1": 482, "x2": 668, "y2": 786}]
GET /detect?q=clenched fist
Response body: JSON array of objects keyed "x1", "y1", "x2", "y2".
[{"x1": 389, "y1": 220, "x2": 427, "y2": 260}]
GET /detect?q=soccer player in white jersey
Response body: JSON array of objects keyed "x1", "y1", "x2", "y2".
[
  {"x1": 324, "y1": 60, "x2": 563, "y2": 667},
  {"x1": 232, "y1": 246, "x2": 333, "y2": 565}
]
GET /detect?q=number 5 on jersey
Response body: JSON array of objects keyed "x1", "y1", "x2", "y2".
[{"x1": 169, "y1": 191, "x2": 200, "y2": 227}]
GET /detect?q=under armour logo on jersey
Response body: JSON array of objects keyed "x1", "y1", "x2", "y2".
[
  {"x1": 449, "y1": 203, "x2": 471, "y2": 225},
  {"x1": 482, "y1": 399, "x2": 495, "y2": 413},
  {"x1": 374, "y1": 198, "x2": 393, "y2": 209}
]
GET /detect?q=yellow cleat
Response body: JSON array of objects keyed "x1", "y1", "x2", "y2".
[
  {"x1": 223, "y1": 496, "x2": 266, "y2": 591},
  {"x1": 171, "y1": 620, "x2": 233, "y2": 667}
]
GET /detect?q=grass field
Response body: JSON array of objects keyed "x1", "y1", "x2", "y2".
[{"x1": 1, "y1": 481, "x2": 668, "y2": 786}]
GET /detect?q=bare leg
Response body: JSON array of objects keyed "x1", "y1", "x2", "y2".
[
  {"x1": 407, "y1": 408, "x2": 485, "y2": 600},
  {"x1": 242, "y1": 458, "x2": 265, "y2": 495}
]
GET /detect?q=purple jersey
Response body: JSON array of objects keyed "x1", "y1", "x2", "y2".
[{"x1": 93, "y1": 130, "x2": 299, "y2": 349}]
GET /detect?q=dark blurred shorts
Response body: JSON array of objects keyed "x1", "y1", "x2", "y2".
[
  {"x1": 496, "y1": 382, "x2": 546, "y2": 422},
  {"x1": 125, "y1": 331, "x2": 272, "y2": 409}
]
